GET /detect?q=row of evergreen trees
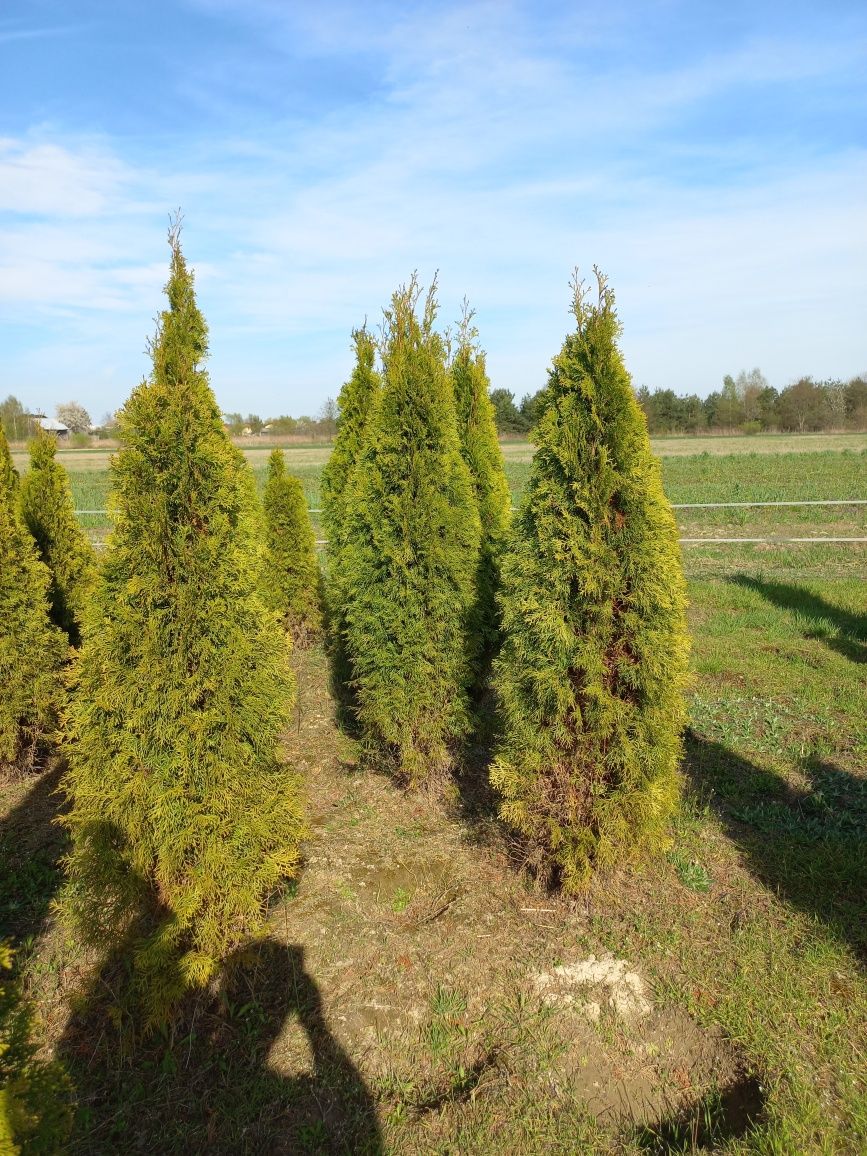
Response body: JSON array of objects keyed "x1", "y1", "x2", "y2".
[
  {"x1": 324, "y1": 269, "x2": 689, "y2": 888},
  {"x1": 1, "y1": 229, "x2": 689, "y2": 1146}
]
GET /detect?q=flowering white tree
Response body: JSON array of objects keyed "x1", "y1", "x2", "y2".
[{"x1": 55, "y1": 401, "x2": 91, "y2": 434}]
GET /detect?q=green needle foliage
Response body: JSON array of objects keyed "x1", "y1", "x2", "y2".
[
  {"x1": 19, "y1": 432, "x2": 96, "y2": 645},
  {"x1": 320, "y1": 327, "x2": 382, "y2": 708},
  {"x1": 451, "y1": 305, "x2": 511, "y2": 661},
  {"x1": 61, "y1": 224, "x2": 305, "y2": 1020},
  {"x1": 0, "y1": 944, "x2": 72, "y2": 1154},
  {"x1": 0, "y1": 427, "x2": 66, "y2": 775},
  {"x1": 320, "y1": 325, "x2": 381, "y2": 561},
  {"x1": 491, "y1": 270, "x2": 690, "y2": 892},
  {"x1": 0, "y1": 426, "x2": 16, "y2": 497},
  {"x1": 262, "y1": 448, "x2": 322, "y2": 643},
  {"x1": 340, "y1": 275, "x2": 482, "y2": 783}
]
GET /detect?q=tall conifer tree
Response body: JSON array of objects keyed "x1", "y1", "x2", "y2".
[
  {"x1": 0, "y1": 426, "x2": 66, "y2": 773},
  {"x1": 19, "y1": 432, "x2": 96, "y2": 645},
  {"x1": 340, "y1": 277, "x2": 482, "y2": 782},
  {"x1": 320, "y1": 325, "x2": 381, "y2": 561},
  {"x1": 262, "y1": 448, "x2": 321, "y2": 642},
  {"x1": 61, "y1": 224, "x2": 305, "y2": 1015},
  {"x1": 491, "y1": 271, "x2": 690, "y2": 891},
  {"x1": 451, "y1": 306, "x2": 511, "y2": 661},
  {"x1": 320, "y1": 327, "x2": 382, "y2": 702}
]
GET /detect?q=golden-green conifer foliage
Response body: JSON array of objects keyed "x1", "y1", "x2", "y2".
[
  {"x1": 0, "y1": 427, "x2": 66, "y2": 773},
  {"x1": 0, "y1": 428, "x2": 16, "y2": 498},
  {"x1": 61, "y1": 227, "x2": 305, "y2": 1013},
  {"x1": 19, "y1": 433, "x2": 96, "y2": 645},
  {"x1": 262, "y1": 449, "x2": 321, "y2": 642},
  {"x1": 491, "y1": 272, "x2": 690, "y2": 891},
  {"x1": 340, "y1": 278, "x2": 482, "y2": 782},
  {"x1": 320, "y1": 326, "x2": 381, "y2": 562},
  {"x1": 451, "y1": 314, "x2": 511, "y2": 657}
]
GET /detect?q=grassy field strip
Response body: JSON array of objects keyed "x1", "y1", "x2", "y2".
[{"x1": 672, "y1": 499, "x2": 867, "y2": 508}]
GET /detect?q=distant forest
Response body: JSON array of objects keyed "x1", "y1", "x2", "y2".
[
  {"x1": 4, "y1": 369, "x2": 866, "y2": 445},
  {"x1": 491, "y1": 370, "x2": 867, "y2": 435}
]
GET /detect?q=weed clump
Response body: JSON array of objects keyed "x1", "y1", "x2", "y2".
[
  {"x1": 0, "y1": 426, "x2": 67, "y2": 774},
  {"x1": 61, "y1": 223, "x2": 306, "y2": 1019},
  {"x1": 262, "y1": 448, "x2": 321, "y2": 642},
  {"x1": 340, "y1": 276, "x2": 481, "y2": 782},
  {"x1": 491, "y1": 270, "x2": 690, "y2": 890},
  {"x1": 19, "y1": 431, "x2": 96, "y2": 645}
]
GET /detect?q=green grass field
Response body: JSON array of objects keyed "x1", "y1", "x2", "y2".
[
  {"x1": 11, "y1": 436, "x2": 867, "y2": 562},
  {"x1": 2, "y1": 433, "x2": 865, "y2": 1152}
]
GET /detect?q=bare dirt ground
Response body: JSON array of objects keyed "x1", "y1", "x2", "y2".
[{"x1": 251, "y1": 648, "x2": 761, "y2": 1150}]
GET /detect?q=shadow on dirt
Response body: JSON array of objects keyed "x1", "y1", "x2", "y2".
[
  {"x1": 58, "y1": 937, "x2": 383, "y2": 1155},
  {"x1": 633, "y1": 1071, "x2": 766, "y2": 1153},
  {"x1": 683, "y1": 731, "x2": 867, "y2": 963},
  {"x1": 731, "y1": 575, "x2": 867, "y2": 663}
]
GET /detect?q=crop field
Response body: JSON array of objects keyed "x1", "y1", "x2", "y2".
[{"x1": 3, "y1": 433, "x2": 865, "y2": 1153}]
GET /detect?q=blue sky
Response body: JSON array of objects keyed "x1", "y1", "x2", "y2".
[{"x1": 1, "y1": 0, "x2": 865, "y2": 422}]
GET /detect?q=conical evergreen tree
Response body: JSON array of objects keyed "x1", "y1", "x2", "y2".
[
  {"x1": 491, "y1": 270, "x2": 690, "y2": 891},
  {"x1": 451, "y1": 305, "x2": 511, "y2": 661},
  {"x1": 0, "y1": 426, "x2": 66, "y2": 774},
  {"x1": 320, "y1": 327, "x2": 382, "y2": 710},
  {"x1": 320, "y1": 325, "x2": 381, "y2": 561},
  {"x1": 340, "y1": 276, "x2": 482, "y2": 783},
  {"x1": 262, "y1": 448, "x2": 321, "y2": 643},
  {"x1": 19, "y1": 432, "x2": 96, "y2": 645},
  {"x1": 61, "y1": 224, "x2": 305, "y2": 1017}
]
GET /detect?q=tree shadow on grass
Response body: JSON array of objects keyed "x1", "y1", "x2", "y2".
[
  {"x1": 730, "y1": 575, "x2": 867, "y2": 663},
  {"x1": 59, "y1": 937, "x2": 383, "y2": 1155},
  {"x1": 683, "y1": 731, "x2": 867, "y2": 964},
  {"x1": 0, "y1": 761, "x2": 69, "y2": 945}
]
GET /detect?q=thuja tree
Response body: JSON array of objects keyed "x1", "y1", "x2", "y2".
[
  {"x1": 61, "y1": 225, "x2": 305, "y2": 1017},
  {"x1": 491, "y1": 270, "x2": 690, "y2": 891},
  {"x1": 320, "y1": 325, "x2": 381, "y2": 559},
  {"x1": 451, "y1": 305, "x2": 511, "y2": 661},
  {"x1": 341, "y1": 276, "x2": 482, "y2": 782},
  {"x1": 19, "y1": 432, "x2": 96, "y2": 645},
  {"x1": 262, "y1": 448, "x2": 321, "y2": 642},
  {"x1": 320, "y1": 327, "x2": 381, "y2": 700},
  {"x1": 0, "y1": 426, "x2": 66, "y2": 774}
]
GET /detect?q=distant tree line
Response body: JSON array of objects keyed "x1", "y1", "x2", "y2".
[
  {"x1": 222, "y1": 398, "x2": 338, "y2": 439},
  {"x1": 8, "y1": 366, "x2": 865, "y2": 449},
  {"x1": 636, "y1": 370, "x2": 867, "y2": 435},
  {"x1": 488, "y1": 370, "x2": 867, "y2": 436}
]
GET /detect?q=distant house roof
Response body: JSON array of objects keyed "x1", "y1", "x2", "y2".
[{"x1": 40, "y1": 418, "x2": 69, "y2": 433}]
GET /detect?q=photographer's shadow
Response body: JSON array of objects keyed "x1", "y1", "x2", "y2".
[{"x1": 59, "y1": 938, "x2": 383, "y2": 1155}]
